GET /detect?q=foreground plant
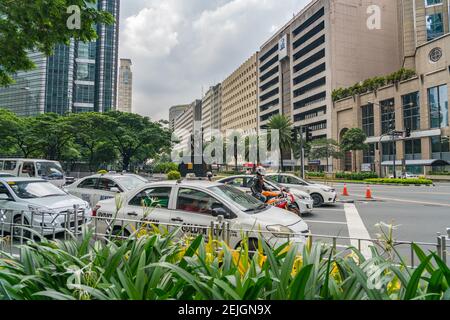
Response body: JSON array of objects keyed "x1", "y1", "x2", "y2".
[{"x1": 0, "y1": 227, "x2": 449, "y2": 300}]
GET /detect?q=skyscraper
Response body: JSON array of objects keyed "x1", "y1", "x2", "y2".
[
  {"x1": 117, "y1": 58, "x2": 133, "y2": 113},
  {"x1": 0, "y1": 0, "x2": 120, "y2": 116}
]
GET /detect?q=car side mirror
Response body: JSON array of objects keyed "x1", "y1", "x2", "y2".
[
  {"x1": 0, "y1": 194, "x2": 13, "y2": 201},
  {"x1": 211, "y1": 207, "x2": 230, "y2": 219},
  {"x1": 110, "y1": 187, "x2": 120, "y2": 193}
]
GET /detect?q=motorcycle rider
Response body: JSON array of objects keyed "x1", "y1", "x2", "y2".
[{"x1": 250, "y1": 166, "x2": 270, "y2": 202}]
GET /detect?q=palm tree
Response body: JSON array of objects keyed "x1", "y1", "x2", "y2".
[{"x1": 267, "y1": 114, "x2": 293, "y2": 172}]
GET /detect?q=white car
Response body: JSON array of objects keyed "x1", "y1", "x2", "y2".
[
  {"x1": 217, "y1": 175, "x2": 314, "y2": 215},
  {"x1": 0, "y1": 177, "x2": 91, "y2": 238},
  {"x1": 389, "y1": 172, "x2": 418, "y2": 179},
  {"x1": 93, "y1": 180, "x2": 310, "y2": 252},
  {"x1": 266, "y1": 173, "x2": 337, "y2": 207},
  {"x1": 65, "y1": 173, "x2": 148, "y2": 208}
]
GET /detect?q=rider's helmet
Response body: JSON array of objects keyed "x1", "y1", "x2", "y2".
[
  {"x1": 255, "y1": 166, "x2": 266, "y2": 177},
  {"x1": 206, "y1": 171, "x2": 213, "y2": 180}
]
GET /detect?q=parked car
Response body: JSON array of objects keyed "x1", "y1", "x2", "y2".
[
  {"x1": 265, "y1": 173, "x2": 337, "y2": 207},
  {"x1": 389, "y1": 172, "x2": 419, "y2": 179},
  {"x1": 0, "y1": 177, "x2": 91, "y2": 238},
  {"x1": 93, "y1": 180, "x2": 310, "y2": 252},
  {"x1": 64, "y1": 172, "x2": 148, "y2": 208},
  {"x1": 0, "y1": 172, "x2": 15, "y2": 178},
  {"x1": 0, "y1": 158, "x2": 66, "y2": 187},
  {"x1": 217, "y1": 175, "x2": 314, "y2": 215}
]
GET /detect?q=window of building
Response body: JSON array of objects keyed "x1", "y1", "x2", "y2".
[
  {"x1": 425, "y1": 0, "x2": 442, "y2": 7},
  {"x1": 380, "y1": 99, "x2": 395, "y2": 134},
  {"x1": 431, "y1": 136, "x2": 450, "y2": 161},
  {"x1": 382, "y1": 141, "x2": 396, "y2": 161},
  {"x1": 428, "y1": 84, "x2": 448, "y2": 128},
  {"x1": 426, "y1": 13, "x2": 444, "y2": 41},
  {"x1": 363, "y1": 143, "x2": 376, "y2": 164},
  {"x1": 402, "y1": 92, "x2": 420, "y2": 131},
  {"x1": 362, "y1": 104, "x2": 374, "y2": 137},
  {"x1": 405, "y1": 139, "x2": 422, "y2": 160}
]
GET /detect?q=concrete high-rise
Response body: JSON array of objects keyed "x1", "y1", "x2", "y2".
[
  {"x1": 202, "y1": 84, "x2": 222, "y2": 141},
  {"x1": 0, "y1": 0, "x2": 120, "y2": 116},
  {"x1": 169, "y1": 104, "x2": 190, "y2": 132},
  {"x1": 117, "y1": 58, "x2": 133, "y2": 113},
  {"x1": 257, "y1": 0, "x2": 401, "y2": 141}
]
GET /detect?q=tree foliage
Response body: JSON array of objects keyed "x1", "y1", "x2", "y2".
[
  {"x1": 267, "y1": 114, "x2": 293, "y2": 172},
  {"x1": 340, "y1": 128, "x2": 368, "y2": 172},
  {"x1": 0, "y1": 109, "x2": 172, "y2": 171},
  {"x1": 0, "y1": 0, "x2": 114, "y2": 86}
]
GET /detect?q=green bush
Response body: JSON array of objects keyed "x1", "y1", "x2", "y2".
[
  {"x1": 0, "y1": 227, "x2": 449, "y2": 300},
  {"x1": 335, "y1": 172, "x2": 378, "y2": 180},
  {"x1": 430, "y1": 171, "x2": 450, "y2": 176},
  {"x1": 306, "y1": 172, "x2": 325, "y2": 178},
  {"x1": 153, "y1": 162, "x2": 178, "y2": 174},
  {"x1": 364, "y1": 178, "x2": 433, "y2": 185},
  {"x1": 167, "y1": 170, "x2": 181, "y2": 180}
]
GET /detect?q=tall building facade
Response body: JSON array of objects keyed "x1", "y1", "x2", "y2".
[
  {"x1": 332, "y1": 0, "x2": 450, "y2": 175},
  {"x1": 221, "y1": 53, "x2": 258, "y2": 135},
  {"x1": 0, "y1": 0, "x2": 120, "y2": 116},
  {"x1": 173, "y1": 100, "x2": 202, "y2": 155},
  {"x1": 117, "y1": 59, "x2": 133, "y2": 113},
  {"x1": 257, "y1": 0, "x2": 401, "y2": 141},
  {"x1": 169, "y1": 104, "x2": 190, "y2": 131},
  {"x1": 202, "y1": 84, "x2": 222, "y2": 141}
]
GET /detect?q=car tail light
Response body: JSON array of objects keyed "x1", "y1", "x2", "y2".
[{"x1": 92, "y1": 205, "x2": 100, "y2": 217}]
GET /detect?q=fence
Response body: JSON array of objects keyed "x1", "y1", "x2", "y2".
[{"x1": 0, "y1": 206, "x2": 448, "y2": 268}]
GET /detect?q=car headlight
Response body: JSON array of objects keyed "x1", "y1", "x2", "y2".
[{"x1": 266, "y1": 225, "x2": 295, "y2": 238}]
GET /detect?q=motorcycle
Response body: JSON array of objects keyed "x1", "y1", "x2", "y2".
[{"x1": 261, "y1": 189, "x2": 301, "y2": 216}]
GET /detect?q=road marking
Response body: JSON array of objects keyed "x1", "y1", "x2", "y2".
[
  {"x1": 304, "y1": 220, "x2": 347, "y2": 225},
  {"x1": 351, "y1": 193, "x2": 450, "y2": 207},
  {"x1": 344, "y1": 203, "x2": 371, "y2": 258},
  {"x1": 313, "y1": 208, "x2": 345, "y2": 212}
]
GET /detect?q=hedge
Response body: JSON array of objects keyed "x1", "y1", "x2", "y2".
[
  {"x1": 167, "y1": 170, "x2": 181, "y2": 181},
  {"x1": 430, "y1": 171, "x2": 450, "y2": 176},
  {"x1": 335, "y1": 172, "x2": 378, "y2": 180},
  {"x1": 306, "y1": 172, "x2": 325, "y2": 178},
  {"x1": 364, "y1": 178, "x2": 433, "y2": 185},
  {"x1": 153, "y1": 162, "x2": 179, "y2": 174}
]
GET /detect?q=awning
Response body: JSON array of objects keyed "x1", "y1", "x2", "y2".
[{"x1": 381, "y1": 159, "x2": 449, "y2": 166}]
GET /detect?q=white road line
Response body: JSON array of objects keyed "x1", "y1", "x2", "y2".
[
  {"x1": 312, "y1": 208, "x2": 345, "y2": 212},
  {"x1": 351, "y1": 193, "x2": 450, "y2": 207},
  {"x1": 344, "y1": 203, "x2": 371, "y2": 258},
  {"x1": 304, "y1": 220, "x2": 347, "y2": 225}
]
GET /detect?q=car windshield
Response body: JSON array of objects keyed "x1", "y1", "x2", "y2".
[
  {"x1": 36, "y1": 162, "x2": 64, "y2": 180},
  {"x1": 208, "y1": 185, "x2": 267, "y2": 214},
  {"x1": 114, "y1": 175, "x2": 147, "y2": 190},
  {"x1": 8, "y1": 181, "x2": 67, "y2": 199}
]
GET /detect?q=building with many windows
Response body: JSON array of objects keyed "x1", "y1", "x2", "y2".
[
  {"x1": 332, "y1": 34, "x2": 450, "y2": 175},
  {"x1": 221, "y1": 53, "x2": 259, "y2": 135},
  {"x1": 169, "y1": 105, "x2": 190, "y2": 132},
  {"x1": 173, "y1": 100, "x2": 202, "y2": 156},
  {"x1": 202, "y1": 84, "x2": 222, "y2": 141},
  {"x1": 257, "y1": 0, "x2": 401, "y2": 143},
  {"x1": 0, "y1": 0, "x2": 120, "y2": 116},
  {"x1": 117, "y1": 58, "x2": 133, "y2": 113}
]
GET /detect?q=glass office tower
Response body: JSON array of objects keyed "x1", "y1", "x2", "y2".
[{"x1": 0, "y1": 0, "x2": 120, "y2": 116}]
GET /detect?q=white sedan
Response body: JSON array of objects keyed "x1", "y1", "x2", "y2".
[
  {"x1": 0, "y1": 177, "x2": 90, "y2": 238},
  {"x1": 93, "y1": 180, "x2": 310, "y2": 252},
  {"x1": 217, "y1": 175, "x2": 314, "y2": 215},
  {"x1": 266, "y1": 173, "x2": 337, "y2": 207},
  {"x1": 65, "y1": 173, "x2": 148, "y2": 208}
]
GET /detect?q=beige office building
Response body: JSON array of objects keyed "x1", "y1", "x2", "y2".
[
  {"x1": 258, "y1": 0, "x2": 401, "y2": 143},
  {"x1": 117, "y1": 59, "x2": 133, "y2": 113},
  {"x1": 173, "y1": 100, "x2": 202, "y2": 155},
  {"x1": 202, "y1": 84, "x2": 222, "y2": 141},
  {"x1": 221, "y1": 53, "x2": 259, "y2": 135},
  {"x1": 169, "y1": 104, "x2": 189, "y2": 131}
]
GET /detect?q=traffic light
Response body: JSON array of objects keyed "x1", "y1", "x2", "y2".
[
  {"x1": 291, "y1": 128, "x2": 298, "y2": 142},
  {"x1": 405, "y1": 127, "x2": 411, "y2": 138},
  {"x1": 304, "y1": 127, "x2": 313, "y2": 143}
]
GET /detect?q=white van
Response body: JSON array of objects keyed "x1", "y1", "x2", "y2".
[{"x1": 0, "y1": 159, "x2": 66, "y2": 187}]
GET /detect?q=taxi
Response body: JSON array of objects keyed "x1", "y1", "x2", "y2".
[
  {"x1": 93, "y1": 180, "x2": 310, "y2": 252},
  {"x1": 64, "y1": 172, "x2": 148, "y2": 208}
]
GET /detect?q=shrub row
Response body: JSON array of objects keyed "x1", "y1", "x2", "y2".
[
  {"x1": 430, "y1": 171, "x2": 450, "y2": 176},
  {"x1": 306, "y1": 172, "x2": 325, "y2": 178},
  {"x1": 335, "y1": 172, "x2": 378, "y2": 180},
  {"x1": 153, "y1": 162, "x2": 179, "y2": 174},
  {"x1": 167, "y1": 170, "x2": 181, "y2": 180},
  {"x1": 364, "y1": 178, "x2": 433, "y2": 185}
]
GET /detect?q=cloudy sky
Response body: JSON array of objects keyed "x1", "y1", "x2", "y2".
[{"x1": 119, "y1": 0, "x2": 309, "y2": 121}]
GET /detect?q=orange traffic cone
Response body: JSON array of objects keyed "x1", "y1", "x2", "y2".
[
  {"x1": 342, "y1": 184, "x2": 349, "y2": 197},
  {"x1": 365, "y1": 185, "x2": 373, "y2": 199}
]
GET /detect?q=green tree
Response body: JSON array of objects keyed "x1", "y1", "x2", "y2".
[
  {"x1": 0, "y1": 0, "x2": 114, "y2": 86},
  {"x1": 309, "y1": 139, "x2": 343, "y2": 172},
  {"x1": 100, "y1": 112, "x2": 172, "y2": 171},
  {"x1": 267, "y1": 114, "x2": 293, "y2": 172},
  {"x1": 340, "y1": 128, "x2": 368, "y2": 172}
]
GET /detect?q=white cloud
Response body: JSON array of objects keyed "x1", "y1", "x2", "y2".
[{"x1": 119, "y1": 0, "x2": 309, "y2": 120}]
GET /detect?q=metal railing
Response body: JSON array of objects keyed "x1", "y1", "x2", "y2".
[{"x1": 1, "y1": 207, "x2": 448, "y2": 268}]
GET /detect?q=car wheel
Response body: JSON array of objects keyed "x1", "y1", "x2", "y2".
[
  {"x1": 288, "y1": 203, "x2": 301, "y2": 216},
  {"x1": 111, "y1": 226, "x2": 131, "y2": 239},
  {"x1": 311, "y1": 193, "x2": 324, "y2": 207},
  {"x1": 236, "y1": 238, "x2": 259, "y2": 257},
  {"x1": 12, "y1": 215, "x2": 32, "y2": 241}
]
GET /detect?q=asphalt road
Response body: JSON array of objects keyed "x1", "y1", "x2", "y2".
[{"x1": 305, "y1": 181, "x2": 450, "y2": 264}]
